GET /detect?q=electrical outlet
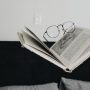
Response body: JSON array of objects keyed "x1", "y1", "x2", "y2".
[{"x1": 34, "y1": 13, "x2": 42, "y2": 25}]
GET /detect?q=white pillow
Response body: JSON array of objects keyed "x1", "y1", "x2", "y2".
[
  {"x1": 59, "y1": 77, "x2": 90, "y2": 90},
  {"x1": 0, "y1": 83, "x2": 58, "y2": 90}
]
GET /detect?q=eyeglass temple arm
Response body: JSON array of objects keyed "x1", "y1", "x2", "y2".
[{"x1": 43, "y1": 33, "x2": 49, "y2": 42}]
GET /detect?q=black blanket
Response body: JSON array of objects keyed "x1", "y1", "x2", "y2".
[{"x1": 0, "y1": 41, "x2": 90, "y2": 86}]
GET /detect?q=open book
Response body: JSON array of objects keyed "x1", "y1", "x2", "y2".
[{"x1": 17, "y1": 27, "x2": 90, "y2": 72}]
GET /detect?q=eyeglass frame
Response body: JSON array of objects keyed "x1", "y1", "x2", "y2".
[{"x1": 43, "y1": 21, "x2": 75, "y2": 41}]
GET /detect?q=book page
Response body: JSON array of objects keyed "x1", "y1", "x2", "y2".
[
  {"x1": 17, "y1": 32, "x2": 25, "y2": 45},
  {"x1": 50, "y1": 28, "x2": 82, "y2": 55},
  {"x1": 21, "y1": 31, "x2": 60, "y2": 62},
  {"x1": 23, "y1": 43, "x2": 66, "y2": 71},
  {"x1": 22, "y1": 31, "x2": 51, "y2": 56},
  {"x1": 50, "y1": 27, "x2": 90, "y2": 66},
  {"x1": 68, "y1": 45, "x2": 90, "y2": 70},
  {"x1": 25, "y1": 27, "x2": 50, "y2": 51},
  {"x1": 24, "y1": 27, "x2": 61, "y2": 60}
]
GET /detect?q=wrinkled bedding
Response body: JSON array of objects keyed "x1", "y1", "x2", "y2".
[
  {"x1": 59, "y1": 77, "x2": 90, "y2": 90},
  {"x1": 1, "y1": 77, "x2": 90, "y2": 90},
  {"x1": 0, "y1": 83, "x2": 58, "y2": 90}
]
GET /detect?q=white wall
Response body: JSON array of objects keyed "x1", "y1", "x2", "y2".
[{"x1": 0, "y1": 0, "x2": 90, "y2": 41}]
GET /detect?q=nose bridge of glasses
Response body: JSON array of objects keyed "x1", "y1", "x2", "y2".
[
  {"x1": 57, "y1": 24, "x2": 65, "y2": 35},
  {"x1": 57, "y1": 24, "x2": 64, "y2": 30}
]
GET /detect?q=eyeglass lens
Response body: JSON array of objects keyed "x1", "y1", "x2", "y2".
[
  {"x1": 62, "y1": 22, "x2": 75, "y2": 33},
  {"x1": 47, "y1": 25, "x2": 59, "y2": 38}
]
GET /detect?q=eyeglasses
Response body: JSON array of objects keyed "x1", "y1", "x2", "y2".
[{"x1": 43, "y1": 21, "x2": 75, "y2": 41}]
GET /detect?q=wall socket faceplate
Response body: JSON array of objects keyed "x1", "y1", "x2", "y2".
[{"x1": 33, "y1": 13, "x2": 42, "y2": 25}]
